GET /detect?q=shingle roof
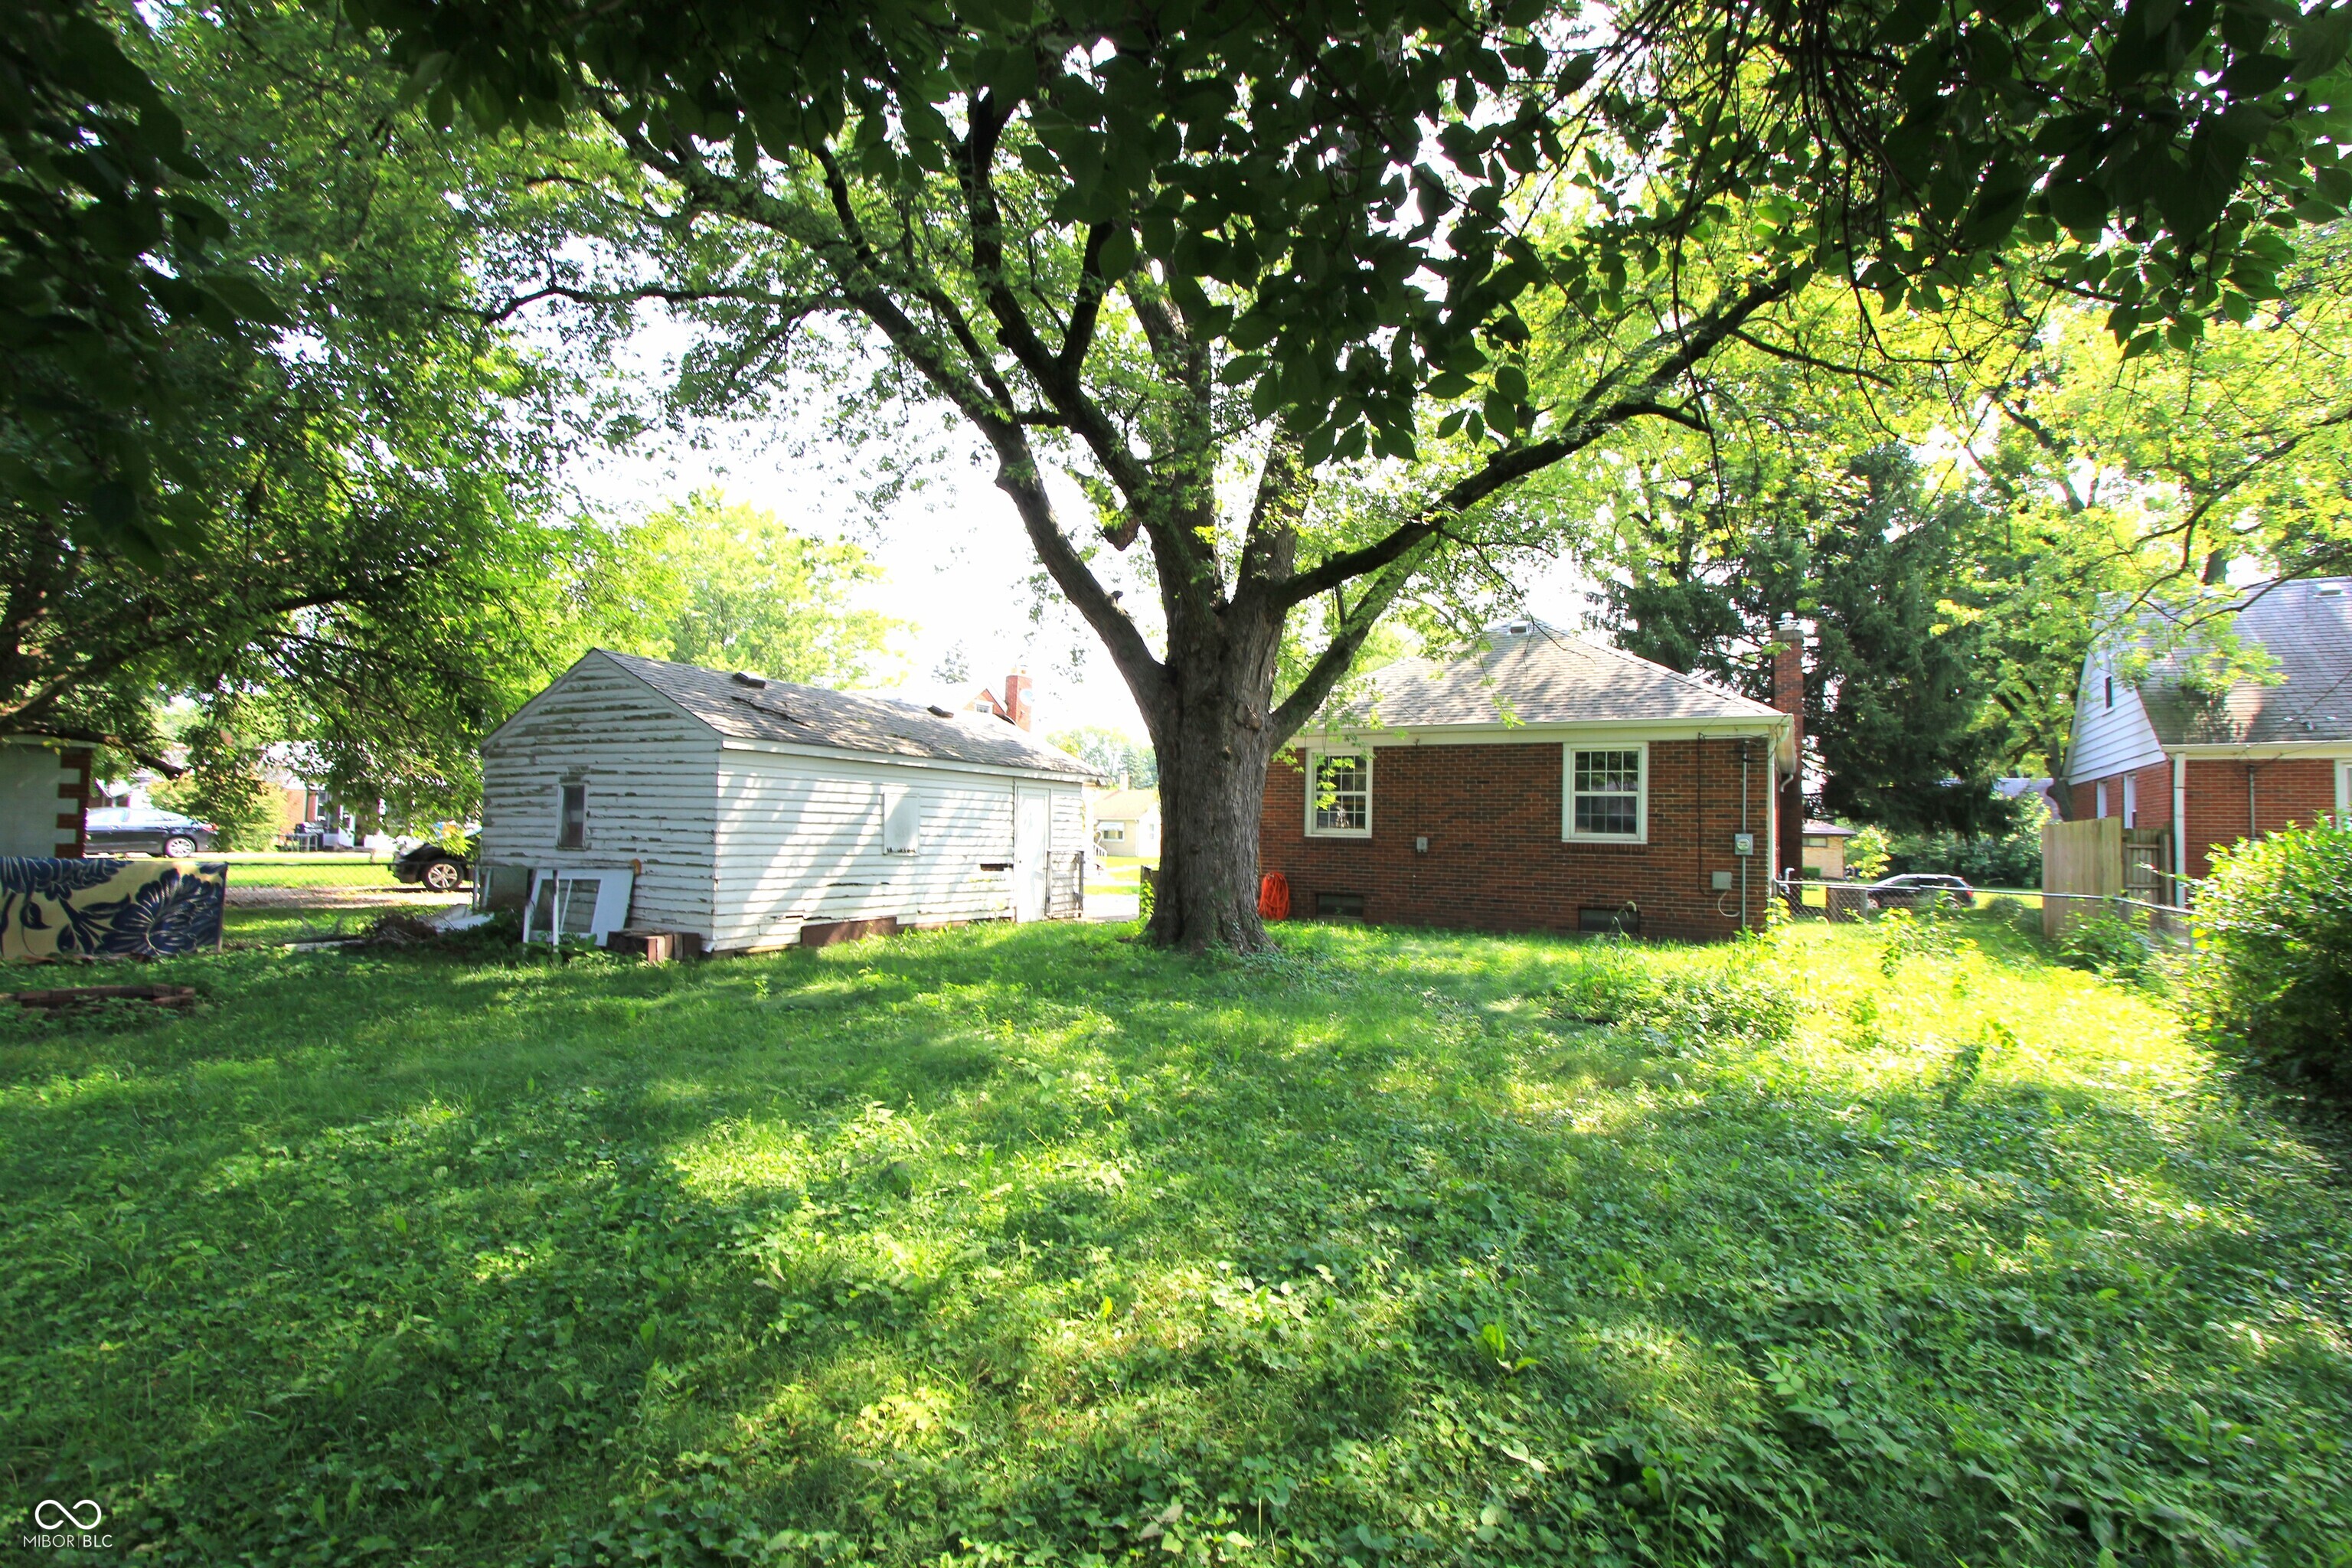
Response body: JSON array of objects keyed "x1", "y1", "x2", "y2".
[
  {"x1": 597, "y1": 651, "x2": 1100, "y2": 779},
  {"x1": 1317, "y1": 623, "x2": 1784, "y2": 730},
  {"x1": 2130, "y1": 578, "x2": 2352, "y2": 745}
]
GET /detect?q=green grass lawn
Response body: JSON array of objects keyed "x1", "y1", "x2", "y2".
[
  {"x1": 2, "y1": 916, "x2": 2346, "y2": 1566},
  {"x1": 216, "y1": 858, "x2": 405, "y2": 890}
]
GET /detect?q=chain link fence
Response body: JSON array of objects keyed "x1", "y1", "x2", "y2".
[{"x1": 1771, "y1": 877, "x2": 2197, "y2": 947}]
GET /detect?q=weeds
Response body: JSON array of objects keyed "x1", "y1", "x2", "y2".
[{"x1": 1, "y1": 919, "x2": 2346, "y2": 1566}]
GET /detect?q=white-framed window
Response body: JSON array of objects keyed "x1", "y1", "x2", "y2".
[
  {"x1": 1305, "y1": 746, "x2": 1372, "y2": 838},
  {"x1": 1563, "y1": 743, "x2": 1646, "y2": 843},
  {"x1": 2096, "y1": 780, "x2": 2109, "y2": 818},
  {"x1": 1097, "y1": 822, "x2": 1126, "y2": 843},
  {"x1": 556, "y1": 781, "x2": 586, "y2": 849},
  {"x1": 2122, "y1": 774, "x2": 2138, "y2": 827}
]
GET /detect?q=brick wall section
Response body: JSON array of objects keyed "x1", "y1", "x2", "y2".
[
  {"x1": 2128, "y1": 762, "x2": 2173, "y2": 831},
  {"x1": 2180, "y1": 757, "x2": 2337, "y2": 878},
  {"x1": 1262, "y1": 737, "x2": 1773, "y2": 941},
  {"x1": 57, "y1": 746, "x2": 90, "y2": 858},
  {"x1": 2075, "y1": 756, "x2": 2340, "y2": 877}
]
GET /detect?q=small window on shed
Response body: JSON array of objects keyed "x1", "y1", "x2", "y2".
[
  {"x1": 557, "y1": 782, "x2": 586, "y2": 849},
  {"x1": 2105, "y1": 675, "x2": 2114, "y2": 709},
  {"x1": 882, "y1": 785, "x2": 922, "y2": 854}
]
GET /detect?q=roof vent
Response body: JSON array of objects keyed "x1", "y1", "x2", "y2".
[
  {"x1": 1496, "y1": 619, "x2": 1533, "y2": 638},
  {"x1": 731, "y1": 671, "x2": 768, "y2": 688},
  {"x1": 2318, "y1": 583, "x2": 2346, "y2": 596},
  {"x1": 926, "y1": 704, "x2": 955, "y2": 718}
]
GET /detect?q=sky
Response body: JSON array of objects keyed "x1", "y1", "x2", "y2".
[{"x1": 566, "y1": 313, "x2": 1602, "y2": 742}]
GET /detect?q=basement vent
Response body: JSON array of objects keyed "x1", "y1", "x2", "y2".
[{"x1": 1316, "y1": 892, "x2": 1366, "y2": 921}]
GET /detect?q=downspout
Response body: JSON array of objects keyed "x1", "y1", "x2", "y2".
[
  {"x1": 1740, "y1": 741, "x2": 1751, "y2": 933},
  {"x1": 2171, "y1": 753, "x2": 2187, "y2": 902}
]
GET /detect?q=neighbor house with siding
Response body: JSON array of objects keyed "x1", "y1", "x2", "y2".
[
  {"x1": 2067, "y1": 577, "x2": 2352, "y2": 893},
  {"x1": 1260, "y1": 620, "x2": 1802, "y2": 939},
  {"x1": 479, "y1": 651, "x2": 1097, "y2": 953}
]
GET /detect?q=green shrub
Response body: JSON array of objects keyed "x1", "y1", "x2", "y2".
[
  {"x1": 1844, "y1": 825, "x2": 1890, "y2": 883},
  {"x1": 2188, "y1": 819, "x2": 2352, "y2": 1089},
  {"x1": 2058, "y1": 910, "x2": 2154, "y2": 981},
  {"x1": 1879, "y1": 794, "x2": 2050, "y2": 887}
]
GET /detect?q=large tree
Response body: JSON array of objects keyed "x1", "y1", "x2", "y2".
[
  {"x1": 0, "y1": 0, "x2": 601, "y2": 812},
  {"x1": 582, "y1": 492, "x2": 907, "y2": 687},
  {"x1": 352, "y1": 0, "x2": 2352, "y2": 946}
]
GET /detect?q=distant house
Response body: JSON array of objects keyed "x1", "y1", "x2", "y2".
[
  {"x1": 1802, "y1": 821, "x2": 1855, "y2": 880},
  {"x1": 479, "y1": 651, "x2": 1099, "y2": 953},
  {"x1": 2067, "y1": 577, "x2": 2352, "y2": 891},
  {"x1": 1261, "y1": 619, "x2": 1802, "y2": 939},
  {"x1": 1089, "y1": 788, "x2": 1160, "y2": 858},
  {"x1": 966, "y1": 669, "x2": 1035, "y2": 730}
]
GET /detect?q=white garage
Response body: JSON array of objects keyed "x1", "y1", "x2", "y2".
[{"x1": 478, "y1": 650, "x2": 1096, "y2": 953}]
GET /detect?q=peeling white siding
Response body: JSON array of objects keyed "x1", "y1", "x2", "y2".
[
  {"x1": 478, "y1": 657, "x2": 722, "y2": 937},
  {"x1": 2067, "y1": 648, "x2": 2167, "y2": 783},
  {"x1": 710, "y1": 749, "x2": 1084, "y2": 951},
  {"x1": 481, "y1": 652, "x2": 1090, "y2": 952}
]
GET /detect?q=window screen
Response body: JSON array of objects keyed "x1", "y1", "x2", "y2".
[
  {"x1": 1569, "y1": 749, "x2": 1642, "y2": 838},
  {"x1": 557, "y1": 782, "x2": 586, "y2": 848},
  {"x1": 882, "y1": 786, "x2": 922, "y2": 854},
  {"x1": 1311, "y1": 751, "x2": 1370, "y2": 834}
]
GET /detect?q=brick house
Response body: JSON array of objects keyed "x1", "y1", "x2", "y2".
[
  {"x1": 1261, "y1": 619, "x2": 1801, "y2": 939},
  {"x1": 2067, "y1": 577, "x2": 2352, "y2": 894}
]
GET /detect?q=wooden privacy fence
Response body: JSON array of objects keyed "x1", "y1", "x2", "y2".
[
  {"x1": 2042, "y1": 817, "x2": 2195, "y2": 944},
  {"x1": 2043, "y1": 818, "x2": 2121, "y2": 939}
]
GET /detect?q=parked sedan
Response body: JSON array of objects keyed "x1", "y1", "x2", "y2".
[
  {"x1": 84, "y1": 806, "x2": 217, "y2": 858},
  {"x1": 1865, "y1": 872, "x2": 1975, "y2": 910},
  {"x1": 391, "y1": 838, "x2": 473, "y2": 892}
]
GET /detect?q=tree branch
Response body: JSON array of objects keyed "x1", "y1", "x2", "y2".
[{"x1": 1275, "y1": 267, "x2": 1805, "y2": 609}]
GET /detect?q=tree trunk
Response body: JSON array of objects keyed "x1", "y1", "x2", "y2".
[
  {"x1": 1138, "y1": 597, "x2": 1286, "y2": 953},
  {"x1": 1148, "y1": 705, "x2": 1276, "y2": 952}
]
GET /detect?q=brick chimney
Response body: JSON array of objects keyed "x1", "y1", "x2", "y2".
[
  {"x1": 1000, "y1": 671, "x2": 1032, "y2": 730},
  {"x1": 1772, "y1": 619, "x2": 1805, "y2": 878}
]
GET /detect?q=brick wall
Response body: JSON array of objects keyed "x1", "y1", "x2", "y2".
[
  {"x1": 1262, "y1": 737, "x2": 1774, "y2": 941},
  {"x1": 2076, "y1": 765, "x2": 2175, "y2": 828},
  {"x1": 2180, "y1": 757, "x2": 2338, "y2": 878},
  {"x1": 57, "y1": 747, "x2": 90, "y2": 858}
]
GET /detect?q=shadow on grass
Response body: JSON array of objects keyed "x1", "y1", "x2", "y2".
[{"x1": 0, "y1": 921, "x2": 2347, "y2": 1566}]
